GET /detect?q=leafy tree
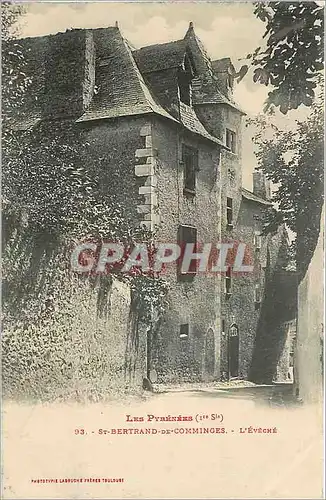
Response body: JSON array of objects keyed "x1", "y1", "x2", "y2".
[
  {"x1": 238, "y1": 2, "x2": 324, "y2": 279},
  {"x1": 237, "y1": 2, "x2": 324, "y2": 114},
  {"x1": 248, "y1": 88, "x2": 324, "y2": 278}
]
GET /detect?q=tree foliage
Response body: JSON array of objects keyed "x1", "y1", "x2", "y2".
[
  {"x1": 240, "y1": 2, "x2": 324, "y2": 279},
  {"x1": 248, "y1": 90, "x2": 324, "y2": 278},
  {"x1": 241, "y1": 2, "x2": 324, "y2": 114}
]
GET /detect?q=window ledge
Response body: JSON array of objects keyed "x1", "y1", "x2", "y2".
[
  {"x1": 183, "y1": 187, "x2": 196, "y2": 197},
  {"x1": 226, "y1": 223, "x2": 234, "y2": 230}
]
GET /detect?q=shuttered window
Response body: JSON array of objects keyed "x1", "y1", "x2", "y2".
[
  {"x1": 227, "y1": 197, "x2": 233, "y2": 228},
  {"x1": 226, "y1": 128, "x2": 237, "y2": 153},
  {"x1": 225, "y1": 266, "x2": 232, "y2": 295},
  {"x1": 182, "y1": 145, "x2": 198, "y2": 195}
]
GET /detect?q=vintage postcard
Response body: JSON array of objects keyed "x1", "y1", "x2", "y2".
[{"x1": 1, "y1": 1, "x2": 324, "y2": 499}]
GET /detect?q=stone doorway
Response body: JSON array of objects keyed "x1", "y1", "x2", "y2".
[{"x1": 228, "y1": 323, "x2": 239, "y2": 378}]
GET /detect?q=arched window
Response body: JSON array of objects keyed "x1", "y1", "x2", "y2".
[{"x1": 229, "y1": 323, "x2": 239, "y2": 337}]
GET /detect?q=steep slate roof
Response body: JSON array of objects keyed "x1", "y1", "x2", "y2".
[
  {"x1": 179, "y1": 103, "x2": 223, "y2": 145},
  {"x1": 77, "y1": 28, "x2": 226, "y2": 147},
  {"x1": 192, "y1": 75, "x2": 234, "y2": 105},
  {"x1": 182, "y1": 25, "x2": 244, "y2": 114},
  {"x1": 77, "y1": 27, "x2": 176, "y2": 123},
  {"x1": 192, "y1": 77, "x2": 245, "y2": 114},
  {"x1": 12, "y1": 25, "x2": 235, "y2": 146},
  {"x1": 131, "y1": 35, "x2": 226, "y2": 146},
  {"x1": 242, "y1": 187, "x2": 273, "y2": 206},
  {"x1": 191, "y1": 68, "x2": 245, "y2": 113},
  {"x1": 133, "y1": 40, "x2": 187, "y2": 73},
  {"x1": 184, "y1": 23, "x2": 212, "y2": 74},
  {"x1": 212, "y1": 57, "x2": 235, "y2": 73}
]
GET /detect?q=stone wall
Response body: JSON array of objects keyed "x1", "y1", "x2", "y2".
[
  {"x1": 3, "y1": 272, "x2": 147, "y2": 402},
  {"x1": 195, "y1": 103, "x2": 244, "y2": 229},
  {"x1": 80, "y1": 115, "x2": 151, "y2": 233},
  {"x1": 143, "y1": 68, "x2": 180, "y2": 119},
  {"x1": 196, "y1": 101, "x2": 295, "y2": 382},
  {"x1": 294, "y1": 205, "x2": 324, "y2": 404},
  {"x1": 3, "y1": 113, "x2": 153, "y2": 402},
  {"x1": 81, "y1": 113, "x2": 223, "y2": 384},
  {"x1": 220, "y1": 197, "x2": 289, "y2": 380}
]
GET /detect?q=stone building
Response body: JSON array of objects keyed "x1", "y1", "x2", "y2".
[{"x1": 11, "y1": 23, "x2": 295, "y2": 387}]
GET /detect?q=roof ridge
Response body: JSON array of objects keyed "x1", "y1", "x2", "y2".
[
  {"x1": 134, "y1": 39, "x2": 185, "y2": 52},
  {"x1": 18, "y1": 26, "x2": 119, "y2": 42},
  {"x1": 241, "y1": 187, "x2": 272, "y2": 206}
]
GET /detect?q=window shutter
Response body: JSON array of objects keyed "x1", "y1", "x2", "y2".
[
  {"x1": 182, "y1": 145, "x2": 198, "y2": 193},
  {"x1": 177, "y1": 225, "x2": 197, "y2": 281},
  {"x1": 225, "y1": 266, "x2": 232, "y2": 295},
  {"x1": 226, "y1": 129, "x2": 237, "y2": 153}
]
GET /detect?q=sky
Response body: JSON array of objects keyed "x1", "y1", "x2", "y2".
[{"x1": 15, "y1": 1, "x2": 309, "y2": 189}]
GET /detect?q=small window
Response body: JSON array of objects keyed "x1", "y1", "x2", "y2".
[
  {"x1": 254, "y1": 232, "x2": 262, "y2": 251},
  {"x1": 180, "y1": 323, "x2": 189, "y2": 339},
  {"x1": 177, "y1": 225, "x2": 197, "y2": 281},
  {"x1": 226, "y1": 197, "x2": 233, "y2": 228},
  {"x1": 221, "y1": 318, "x2": 226, "y2": 335},
  {"x1": 226, "y1": 129, "x2": 236, "y2": 154},
  {"x1": 254, "y1": 284, "x2": 261, "y2": 303},
  {"x1": 182, "y1": 145, "x2": 198, "y2": 195},
  {"x1": 225, "y1": 266, "x2": 232, "y2": 296}
]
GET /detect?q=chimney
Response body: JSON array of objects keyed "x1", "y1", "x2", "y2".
[
  {"x1": 211, "y1": 58, "x2": 235, "y2": 98},
  {"x1": 253, "y1": 171, "x2": 271, "y2": 200}
]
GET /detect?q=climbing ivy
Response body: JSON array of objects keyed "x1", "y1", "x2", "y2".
[{"x1": 2, "y1": 5, "x2": 169, "y2": 401}]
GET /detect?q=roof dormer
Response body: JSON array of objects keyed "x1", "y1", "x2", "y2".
[{"x1": 178, "y1": 52, "x2": 195, "y2": 106}]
